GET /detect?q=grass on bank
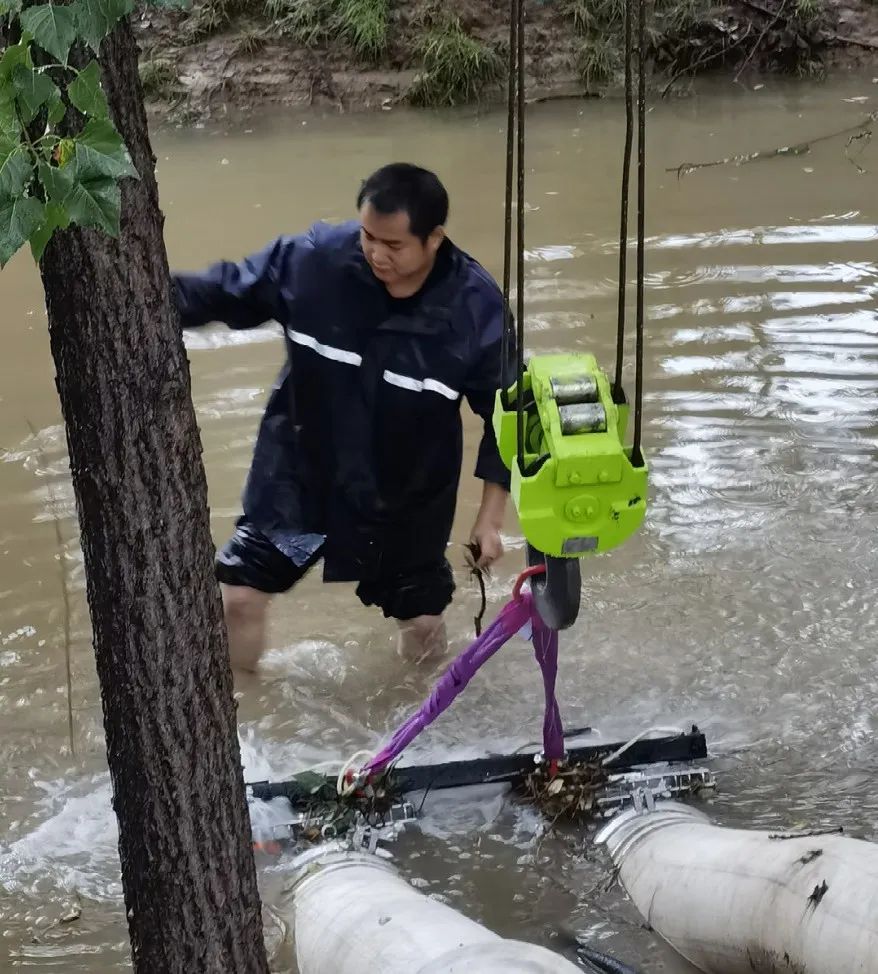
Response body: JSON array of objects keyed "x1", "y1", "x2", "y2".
[
  {"x1": 263, "y1": 0, "x2": 333, "y2": 45},
  {"x1": 408, "y1": 14, "x2": 503, "y2": 107},
  {"x1": 182, "y1": 0, "x2": 388, "y2": 61},
  {"x1": 139, "y1": 57, "x2": 181, "y2": 100},
  {"x1": 157, "y1": 0, "x2": 837, "y2": 109},
  {"x1": 336, "y1": 0, "x2": 389, "y2": 61}
]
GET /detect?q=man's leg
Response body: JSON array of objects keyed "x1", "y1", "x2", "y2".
[
  {"x1": 215, "y1": 520, "x2": 316, "y2": 672},
  {"x1": 221, "y1": 584, "x2": 272, "y2": 672},
  {"x1": 357, "y1": 559, "x2": 455, "y2": 664},
  {"x1": 396, "y1": 614, "x2": 448, "y2": 663}
]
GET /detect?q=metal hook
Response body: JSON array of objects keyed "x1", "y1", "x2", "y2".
[{"x1": 526, "y1": 544, "x2": 582, "y2": 631}]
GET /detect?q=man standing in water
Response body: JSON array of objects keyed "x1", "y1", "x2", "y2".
[{"x1": 173, "y1": 163, "x2": 510, "y2": 671}]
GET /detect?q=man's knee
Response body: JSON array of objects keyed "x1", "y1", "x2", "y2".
[
  {"x1": 221, "y1": 583, "x2": 271, "y2": 623},
  {"x1": 396, "y1": 614, "x2": 447, "y2": 663}
]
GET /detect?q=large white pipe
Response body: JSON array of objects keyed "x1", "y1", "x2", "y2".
[
  {"x1": 289, "y1": 844, "x2": 582, "y2": 973},
  {"x1": 597, "y1": 801, "x2": 878, "y2": 974}
]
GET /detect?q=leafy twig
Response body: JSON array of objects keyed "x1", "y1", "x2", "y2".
[{"x1": 845, "y1": 129, "x2": 872, "y2": 174}]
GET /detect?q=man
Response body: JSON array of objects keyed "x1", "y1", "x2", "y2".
[{"x1": 173, "y1": 163, "x2": 510, "y2": 671}]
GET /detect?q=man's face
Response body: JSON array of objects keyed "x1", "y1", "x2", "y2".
[{"x1": 359, "y1": 203, "x2": 443, "y2": 290}]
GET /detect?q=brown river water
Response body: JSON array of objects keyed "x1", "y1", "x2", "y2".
[{"x1": 1, "y1": 75, "x2": 878, "y2": 971}]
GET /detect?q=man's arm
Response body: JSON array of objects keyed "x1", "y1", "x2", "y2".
[
  {"x1": 172, "y1": 235, "x2": 296, "y2": 329},
  {"x1": 470, "y1": 480, "x2": 508, "y2": 568},
  {"x1": 463, "y1": 290, "x2": 515, "y2": 569}
]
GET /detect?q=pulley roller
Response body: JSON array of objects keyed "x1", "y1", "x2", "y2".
[
  {"x1": 559, "y1": 402, "x2": 607, "y2": 435},
  {"x1": 550, "y1": 375, "x2": 599, "y2": 405}
]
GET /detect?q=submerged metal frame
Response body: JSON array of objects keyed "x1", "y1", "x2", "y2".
[{"x1": 247, "y1": 727, "x2": 708, "y2": 807}]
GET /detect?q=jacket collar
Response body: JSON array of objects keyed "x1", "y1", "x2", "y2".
[{"x1": 345, "y1": 239, "x2": 464, "y2": 337}]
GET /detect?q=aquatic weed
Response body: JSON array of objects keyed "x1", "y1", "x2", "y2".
[{"x1": 523, "y1": 758, "x2": 609, "y2": 823}]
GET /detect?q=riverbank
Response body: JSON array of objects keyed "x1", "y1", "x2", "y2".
[{"x1": 134, "y1": 0, "x2": 878, "y2": 120}]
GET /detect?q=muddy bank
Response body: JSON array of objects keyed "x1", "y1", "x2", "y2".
[{"x1": 135, "y1": 0, "x2": 878, "y2": 120}]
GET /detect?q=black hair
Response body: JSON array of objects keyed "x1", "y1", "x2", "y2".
[{"x1": 356, "y1": 163, "x2": 449, "y2": 241}]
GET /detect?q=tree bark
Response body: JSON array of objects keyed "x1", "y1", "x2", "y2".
[{"x1": 37, "y1": 20, "x2": 269, "y2": 974}]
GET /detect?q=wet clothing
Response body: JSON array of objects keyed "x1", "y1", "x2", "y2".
[
  {"x1": 214, "y1": 520, "x2": 456, "y2": 619},
  {"x1": 173, "y1": 220, "x2": 509, "y2": 611}
]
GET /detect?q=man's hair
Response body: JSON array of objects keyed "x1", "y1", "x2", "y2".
[{"x1": 356, "y1": 163, "x2": 449, "y2": 241}]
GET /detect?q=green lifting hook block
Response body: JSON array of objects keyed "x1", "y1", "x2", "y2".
[{"x1": 493, "y1": 353, "x2": 648, "y2": 560}]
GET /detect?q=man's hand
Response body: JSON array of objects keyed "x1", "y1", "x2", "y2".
[
  {"x1": 469, "y1": 521, "x2": 504, "y2": 569},
  {"x1": 469, "y1": 481, "x2": 509, "y2": 570}
]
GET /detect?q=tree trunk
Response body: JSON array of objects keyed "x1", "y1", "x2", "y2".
[{"x1": 37, "y1": 20, "x2": 270, "y2": 974}]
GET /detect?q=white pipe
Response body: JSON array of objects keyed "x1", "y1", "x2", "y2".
[
  {"x1": 289, "y1": 844, "x2": 582, "y2": 973},
  {"x1": 596, "y1": 801, "x2": 878, "y2": 974}
]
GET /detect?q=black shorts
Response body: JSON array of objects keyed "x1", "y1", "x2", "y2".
[{"x1": 215, "y1": 520, "x2": 455, "y2": 621}]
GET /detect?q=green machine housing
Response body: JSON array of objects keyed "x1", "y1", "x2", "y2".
[{"x1": 493, "y1": 354, "x2": 647, "y2": 559}]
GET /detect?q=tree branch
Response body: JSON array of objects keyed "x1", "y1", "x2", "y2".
[
  {"x1": 734, "y1": 0, "x2": 787, "y2": 84},
  {"x1": 740, "y1": 0, "x2": 878, "y2": 51},
  {"x1": 661, "y1": 24, "x2": 755, "y2": 98},
  {"x1": 824, "y1": 31, "x2": 878, "y2": 51},
  {"x1": 668, "y1": 111, "x2": 878, "y2": 177}
]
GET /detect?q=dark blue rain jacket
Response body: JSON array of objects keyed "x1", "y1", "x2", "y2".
[{"x1": 173, "y1": 220, "x2": 510, "y2": 583}]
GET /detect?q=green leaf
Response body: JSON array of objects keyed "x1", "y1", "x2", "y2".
[
  {"x1": 73, "y1": 117, "x2": 138, "y2": 180},
  {"x1": 38, "y1": 160, "x2": 75, "y2": 203},
  {"x1": 71, "y1": 0, "x2": 135, "y2": 52},
  {"x1": 29, "y1": 200, "x2": 69, "y2": 261},
  {"x1": 0, "y1": 39, "x2": 31, "y2": 83},
  {"x1": 47, "y1": 88, "x2": 67, "y2": 125},
  {"x1": 63, "y1": 175, "x2": 119, "y2": 235},
  {"x1": 67, "y1": 61, "x2": 109, "y2": 119},
  {"x1": 0, "y1": 137, "x2": 33, "y2": 197},
  {"x1": 0, "y1": 0, "x2": 23, "y2": 16},
  {"x1": 19, "y1": 4, "x2": 79, "y2": 65},
  {"x1": 0, "y1": 42, "x2": 37, "y2": 135},
  {"x1": 36, "y1": 154, "x2": 121, "y2": 238},
  {"x1": 149, "y1": 0, "x2": 190, "y2": 7},
  {"x1": 0, "y1": 87, "x2": 21, "y2": 141},
  {"x1": 0, "y1": 194, "x2": 45, "y2": 267},
  {"x1": 12, "y1": 64, "x2": 60, "y2": 124}
]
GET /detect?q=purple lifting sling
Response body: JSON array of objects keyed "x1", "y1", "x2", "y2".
[{"x1": 363, "y1": 591, "x2": 564, "y2": 778}]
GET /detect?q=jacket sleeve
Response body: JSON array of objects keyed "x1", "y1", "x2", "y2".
[
  {"x1": 462, "y1": 288, "x2": 515, "y2": 490},
  {"x1": 171, "y1": 235, "x2": 296, "y2": 329}
]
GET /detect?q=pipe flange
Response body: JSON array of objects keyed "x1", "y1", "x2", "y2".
[
  {"x1": 288, "y1": 842, "x2": 397, "y2": 890},
  {"x1": 596, "y1": 801, "x2": 711, "y2": 861}
]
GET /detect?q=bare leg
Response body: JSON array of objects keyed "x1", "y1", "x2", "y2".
[
  {"x1": 396, "y1": 614, "x2": 448, "y2": 664},
  {"x1": 221, "y1": 583, "x2": 272, "y2": 672}
]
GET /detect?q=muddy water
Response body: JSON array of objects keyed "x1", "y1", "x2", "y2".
[{"x1": 2, "y1": 75, "x2": 878, "y2": 971}]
